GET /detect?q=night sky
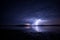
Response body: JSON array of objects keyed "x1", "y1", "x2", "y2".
[{"x1": 1, "y1": 0, "x2": 60, "y2": 25}]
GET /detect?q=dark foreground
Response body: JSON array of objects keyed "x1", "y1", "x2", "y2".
[
  {"x1": 0, "y1": 26, "x2": 60, "y2": 40},
  {"x1": 0, "y1": 30, "x2": 60, "y2": 40}
]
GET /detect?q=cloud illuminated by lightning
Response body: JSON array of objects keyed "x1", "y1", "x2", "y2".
[
  {"x1": 32, "y1": 19, "x2": 42, "y2": 25},
  {"x1": 31, "y1": 19, "x2": 43, "y2": 32}
]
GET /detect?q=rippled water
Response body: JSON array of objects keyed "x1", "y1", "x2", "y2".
[{"x1": 1, "y1": 25, "x2": 60, "y2": 32}]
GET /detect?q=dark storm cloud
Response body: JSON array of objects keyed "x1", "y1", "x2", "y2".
[{"x1": 1, "y1": 0, "x2": 60, "y2": 25}]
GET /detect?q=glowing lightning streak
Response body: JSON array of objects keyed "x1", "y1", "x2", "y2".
[
  {"x1": 33, "y1": 19, "x2": 42, "y2": 25},
  {"x1": 32, "y1": 19, "x2": 42, "y2": 32}
]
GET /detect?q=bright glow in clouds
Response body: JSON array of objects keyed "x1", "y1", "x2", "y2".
[
  {"x1": 32, "y1": 19, "x2": 42, "y2": 25},
  {"x1": 25, "y1": 18, "x2": 48, "y2": 32},
  {"x1": 31, "y1": 19, "x2": 47, "y2": 32},
  {"x1": 32, "y1": 19, "x2": 43, "y2": 32}
]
